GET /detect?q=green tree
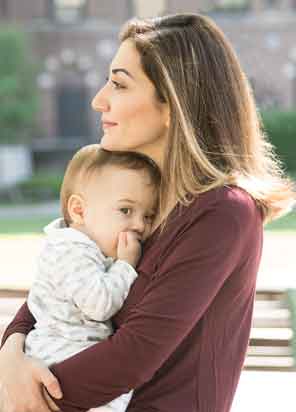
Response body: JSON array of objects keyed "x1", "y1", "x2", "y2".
[
  {"x1": 0, "y1": 27, "x2": 38, "y2": 144},
  {"x1": 261, "y1": 111, "x2": 296, "y2": 173}
]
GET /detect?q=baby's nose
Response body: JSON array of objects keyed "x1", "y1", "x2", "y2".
[{"x1": 132, "y1": 218, "x2": 146, "y2": 234}]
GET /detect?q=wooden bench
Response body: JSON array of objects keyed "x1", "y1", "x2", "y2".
[
  {"x1": 1, "y1": 288, "x2": 295, "y2": 371},
  {"x1": 245, "y1": 289, "x2": 296, "y2": 371}
]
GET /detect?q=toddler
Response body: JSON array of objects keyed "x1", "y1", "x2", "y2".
[{"x1": 25, "y1": 144, "x2": 161, "y2": 412}]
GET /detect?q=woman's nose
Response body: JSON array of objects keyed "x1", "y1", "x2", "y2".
[{"x1": 91, "y1": 87, "x2": 110, "y2": 112}]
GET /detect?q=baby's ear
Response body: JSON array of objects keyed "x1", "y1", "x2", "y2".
[{"x1": 67, "y1": 194, "x2": 85, "y2": 225}]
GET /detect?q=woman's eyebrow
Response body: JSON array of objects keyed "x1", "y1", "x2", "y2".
[{"x1": 112, "y1": 68, "x2": 134, "y2": 79}]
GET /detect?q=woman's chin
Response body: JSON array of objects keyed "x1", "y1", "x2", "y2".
[
  {"x1": 100, "y1": 134, "x2": 113, "y2": 150},
  {"x1": 100, "y1": 134, "x2": 127, "y2": 152}
]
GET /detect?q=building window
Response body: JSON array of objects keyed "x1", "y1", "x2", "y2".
[
  {"x1": 53, "y1": 0, "x2": 86, "y2": 23},
  {"x1": 57, "y1": 84, "x2": 90, "y2": 138}
]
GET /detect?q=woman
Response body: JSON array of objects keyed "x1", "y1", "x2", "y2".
[{"x1": 0, "y1": 13, "x2": 294, "y2": 412}]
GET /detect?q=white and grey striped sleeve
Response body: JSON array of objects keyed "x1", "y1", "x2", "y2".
[{"x1": 58, "y1": 243, "x2": 138, "y2": 321}]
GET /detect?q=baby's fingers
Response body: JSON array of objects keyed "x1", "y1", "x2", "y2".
[
  {"x1": 126, "y1": 231, "x2": 141, "y2": 246},
  {"x1": 118, "y1": 232, "x2": 127, "y2": 248}
]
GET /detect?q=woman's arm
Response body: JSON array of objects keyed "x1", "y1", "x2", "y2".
[
  {"x1": 1, "y1": 301, "x2": 34, "y2": 347},
  {"x1": 49, "y1": 193, "x2": 259, "y2": 412}
]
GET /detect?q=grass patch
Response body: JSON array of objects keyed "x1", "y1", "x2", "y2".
[
  {"x1": 0, "y1": 216, "x2": 53, "y2": 235},
  {"x1": 265, "y1": 210, "x2": 296, "y2": 232},
  {"x1": 0, "y1": 209, "x2": 295, "y2": 235}
]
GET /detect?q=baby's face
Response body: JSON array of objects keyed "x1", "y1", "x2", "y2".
[{"x1": 81, "y1": 165, "x2": 158, "y2": 258}]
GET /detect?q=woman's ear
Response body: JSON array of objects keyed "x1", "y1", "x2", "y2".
[
  {"x1": 67, "y1": 194, "x2": 85, "y2": 225},
  {"x1": 164, "y1": 105, "x2": 170, "y2": 129},
  {"x1": 165, "y1": 115, "x2": 170, "y2": 129}
]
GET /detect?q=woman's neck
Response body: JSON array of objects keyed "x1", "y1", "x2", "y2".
[
  {"x1": 136, "y1": 132, "x2": 168, "y2": 173},
  {"x1": 152, "y1": 189, "x2": 178, "y2": 234}
]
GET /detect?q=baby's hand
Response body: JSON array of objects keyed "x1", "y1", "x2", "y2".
[{"x1": 117, "y1": 231, "x2": 142, "y2": 267}]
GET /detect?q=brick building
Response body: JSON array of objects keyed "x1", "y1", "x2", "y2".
[{"x1": 0, "y1": 0, "x2": 295, "y2": 169}]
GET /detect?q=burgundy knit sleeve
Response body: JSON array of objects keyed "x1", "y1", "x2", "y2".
[
  {"x1": 1, "y1": 302, "x2": 35, "y2": 348},
  {"x1": 49, "y1": 194, "x2": 254, "y2": 412}
]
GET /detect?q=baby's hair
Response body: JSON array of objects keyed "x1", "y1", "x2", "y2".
[{"x1": 60, "y1": 144, "x2": 161, "y2": 225}]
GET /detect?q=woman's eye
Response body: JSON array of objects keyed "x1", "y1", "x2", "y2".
[
  {"x1": 120, "y1": 208, "x2": 131, "y2": 215},
  {"x1": 112, "y1": 80, "x2": 124, "y2": 89},
  {"x1": 105, "y1": 77, "x2": 124, "y2": 90}
]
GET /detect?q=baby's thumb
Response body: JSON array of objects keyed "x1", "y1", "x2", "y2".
[
  {"x1": 40, "y1": 368, "x2": 63, "y2": 399},
  {"x1": 118, "y1": 232, "x2": 127, "y2": 248}
]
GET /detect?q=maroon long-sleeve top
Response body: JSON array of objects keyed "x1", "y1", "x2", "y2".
[{"x1": 2, "y1": 186, "x2": 263, "y2": 412}]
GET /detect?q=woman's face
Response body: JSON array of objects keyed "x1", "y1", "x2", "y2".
[{"x1": 91, "y1": 40, "x2": 169, "y2": 166}]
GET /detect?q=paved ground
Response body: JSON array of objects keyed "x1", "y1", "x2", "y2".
[
  {"x1": 0, "y1": 231, "x2": 295, "y2": 290},
  {"x1": 231, "y1": 370, "x2": 295, "y2": 411},
  {"x1": 256, "y1": 232, "x2": 296, "y2": 290}
]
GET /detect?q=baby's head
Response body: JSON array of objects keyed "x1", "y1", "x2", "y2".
[{"x1": 60, "y1": 144, "x2": 161, "y2": 258}]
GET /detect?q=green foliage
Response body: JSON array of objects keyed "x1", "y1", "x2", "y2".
[
  {"x1": 0, "y1": 173, "x2": 63, "y2": 203},
  {"x1": 261, "y1": 111, "x2": 296, "y2": 172},
  {"x1": 0, "y1": 26, "x2": 39, "y2": 144},
  {"x1": 17, "y1": 173, "x2": 63, "y2": 201}
]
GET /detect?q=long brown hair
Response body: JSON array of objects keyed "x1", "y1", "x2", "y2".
[{"x1": 120, "y1": 13, "x2": 295, "y2": 224}]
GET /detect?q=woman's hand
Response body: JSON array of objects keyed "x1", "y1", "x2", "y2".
[
  {"x1": 0, "y1": 333, "x2": 62, "y2": 412},
  {"x1": 43, "y1": 387, "x2": 61, "y2": 411}
]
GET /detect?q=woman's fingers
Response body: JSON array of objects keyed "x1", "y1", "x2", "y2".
[
  {"x1": 29, "y1": 389, "x2": 58, "y2": 412},
  {"x1": 0, "y1": 375, "x2": 53, "y2": 412},
  {"x1": 43, "y1": 387, "x2": 61, "y2": 411},
  {"x1": 0, "y1": 335, "x2": 61, "y2": 412},
  {"x1": 25, "y1": 359, "x2": 61, "y2": 412},
  {"x1": 26, "y1": 360, "x2": 61, "y2": 412},
  {"x1": 36, "y1": 363, "x2": 63, "y2": 400}
]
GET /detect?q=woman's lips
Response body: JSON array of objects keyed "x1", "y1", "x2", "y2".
[{"x1": 102, "y1": 121, "x2": 118, "y2": 129}]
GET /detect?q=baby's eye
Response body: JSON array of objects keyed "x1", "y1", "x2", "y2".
[
  {"x1": 120, "y1": 208, "x2": 132, "y2": 215},
  {"x1": 144, "y1": 215, "x2": 155, "y2": 224}
]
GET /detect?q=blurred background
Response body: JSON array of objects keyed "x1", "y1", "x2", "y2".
[
  {"x1": 0, "y1": 1, "x2": 295, "y2": 411},
  {"x1": 0, "y1": 0, "x2": 295, "y2": 197}
]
